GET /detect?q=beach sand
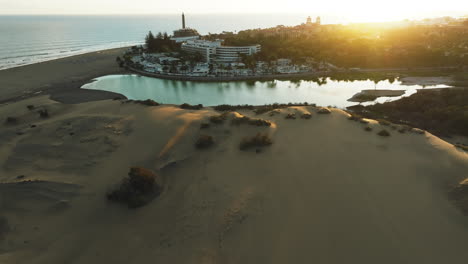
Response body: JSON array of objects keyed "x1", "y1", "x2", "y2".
[
  {"x1": 1, "y1": 96, "x2": 468, "y2": 263},
  {"x1": 0, "y1": 48, "x2": 128, "y2": 104}
]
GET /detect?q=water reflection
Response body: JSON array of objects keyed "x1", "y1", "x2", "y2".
[{"x1": 82, "y1": 74, "x2": 452, "y2": 108}]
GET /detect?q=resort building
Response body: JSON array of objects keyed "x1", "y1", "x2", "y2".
[
  {"x1": 181, "y1": 40, "x2": 221, "y2": 63},
  {"x1": 171, "y1": 13, "x2": 200, "y2": 43},
  {"x1": 215, "y1": 45, "x2": 261, "y2": 63},
  {"x1": 181, "y1": 39, "x2": 261, "y2": 63}
]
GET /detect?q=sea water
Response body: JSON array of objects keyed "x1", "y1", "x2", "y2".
[{"x1": 0, "y1": 14, "x2": 315, "y2": 70}]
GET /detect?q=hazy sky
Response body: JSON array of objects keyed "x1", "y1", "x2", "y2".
[{"x1": 0, "y1": 0, "x2": 466, "y2": 22}]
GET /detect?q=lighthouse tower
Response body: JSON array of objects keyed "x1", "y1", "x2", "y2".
[{"x1": 182, "y1": 13, "x2": 186, "y2": 29}]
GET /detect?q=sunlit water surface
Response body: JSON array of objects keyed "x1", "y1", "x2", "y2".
[{"x1": 82, "y1": 74, "x2": 451, "y2": 108}]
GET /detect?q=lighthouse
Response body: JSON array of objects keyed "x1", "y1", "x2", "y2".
[
  {"x1": 171, "y1": 12, "x2": 200, "y2": 43},
  {"x1": 182, "y1": 13, "x2": 186, "y2": 29}
]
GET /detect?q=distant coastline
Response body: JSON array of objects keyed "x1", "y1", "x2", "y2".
[
  {"x1": 0, "y1": 44, "x2": 140, "y2": 72},
  {"x1": 0, "y1": 47, "x2": 130, "y2": 104}
]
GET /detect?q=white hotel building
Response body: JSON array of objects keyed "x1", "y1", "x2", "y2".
[{"x1": 181, "y1": 39, "x2": 261, "y2": 63}]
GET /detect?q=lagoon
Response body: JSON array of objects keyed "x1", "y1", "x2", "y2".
[{"x1": 81, "y1": 74, "x2": 451, "y2": 108}]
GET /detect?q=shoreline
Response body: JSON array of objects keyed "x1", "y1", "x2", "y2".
[
  {"x1": 0, "y1": 47, "x2": 131, "y2": 104},
  {"x1": 129, "y1": 68, "x2": 330, "y2": 82},
  {"x1": 0, "y1": 44, "x2": 141, "y2": 72},
  {"x1": 128, "y1": 66, "x2": 461, "y2": 83}
]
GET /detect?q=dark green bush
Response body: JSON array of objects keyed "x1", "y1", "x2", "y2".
[
  {"x1": 214, "y1": 104, "x2": 254, "y2": 112},
  {"x1": 377, "y1": 119, "x2": 392, "y2": 126},
  {"x1": 348, "y1": 114, "x2": 361, "y2": 121},
  {"x1": 455, "y1": 144, "x2": 468, "y2": 151},
  {"x1": 38, "y1": 109, "x2": 49, "y2": 118},
  {"x1": 209, "y1": 113, "x2": 228, "y2": 124},
  {"x1": 231, "y1": 116, "x2": 271, "y2": 126},
  {"x1": 135, "y1": 99, "x2": 159, "y2": 106},
  {"x1": 107, "y1": 167, "x2": 162, "y2": 208},
  {"x1": 200, "y1": 123, "x2": 210, "y2": 129},
  {"x1": 180, "y1": 103, "x2": 203, "y2": 110},
  {"x1": 377, "y1": 129, "x2": 391, "y2": 137},
  {"x1": 5, "y1": 117, "x2": 18, "y2": 124},
  {"x1": 195, "y1": 135, "x2": 214, "y2": 149},
  {"x1": 239, "y1": 133, "x2": 273, "y2": 150},
  {"x1": 317, "y1": 107, "x2": 332, "y2": 114}
]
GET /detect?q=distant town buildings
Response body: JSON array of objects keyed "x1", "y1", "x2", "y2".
[{"x1": 306, "y1": 16, "x2": 321, "y2": 26}]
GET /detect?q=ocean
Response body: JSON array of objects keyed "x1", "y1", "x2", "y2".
[{"x1": 0, "y1": 14, "x2": 318, "y2": 70}]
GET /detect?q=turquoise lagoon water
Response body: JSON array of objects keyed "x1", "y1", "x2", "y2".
[{"x1": 81, "y1": 75, "x2": 451, "y2": 108}]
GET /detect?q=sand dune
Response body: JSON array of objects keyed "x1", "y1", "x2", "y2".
[{"x1": 1, "y1": 96, "x2": 468, "y2": 263}]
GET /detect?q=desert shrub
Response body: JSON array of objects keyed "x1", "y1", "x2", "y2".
[
  {"x1": 254, "y1": 103, "x2": 308, "y2": 115},
  {"x1": 377, "y1": 119, "x2": 392, "y2": 126},
  {"x1": 26, "y1": 105, "x2": 34, "y2": 110},
  {"x1": 107, "y1": 167, "x2": 162, "y2": 208},
  {"x1": 239, "y1": 133, "x2": 273, "y2": 150},
  {"x1": 213, "y1": 104, "x2": 233, "y2": 111},
  {"x1": 411, "y1": 128, "x2": 425, "y2": 134},
  {"x1": 231, "y1": 116, "x2": 271, "y2": 126},
  {"x1": 214, "y1": 103, "x2": 311, "y2": 115},
  {"x1": 248, "y1": 118, "x2": 271, "y2": 126},
  {"x1": 254, "y1": 104, "x2": 282, "y2": 115},
  {"x1": 209, "y1": 113, "x2": 228, "y2": 124},
  {"x1": 195, "y1": 135, "x2": 214, "y2": 149},
  {"x1": 301, "y1": 113, "x2": 312, "y2": 119},
  {"x1": 231, "y1": 116, "x2": 251, "y2": 125},
  {"x1": 214, "y1": 104, "x2": 254, "y2": 112},
  {"x1": 317, "y1": 107, "x2": 331, "y2": 114},
  {"x1": 38, "y1": 109, "x2": 49, "y2": 118},
  {"x1": 364, "y1": 126, "x2": 373, "y2": 132},
  {"x1": 397, "y1": 125, "x2": 412, "y2": 133},
  {"x1": 455, "y1": 144, "x2": 468, "y2": 151},
  {"x1": 180, "y1": 103, "x2": 203, "y2": 110},
  {"x1": 377, "y1": 129, "x2": 391, "y2": 137},
  {"x1": 348, "y1": 113, "x2": 363, "y2": 121},
  {"x1": 135, "y1": 99, "x2": 159, "y2": 106},
  {"x1": 200, "y1": 123, "x2": 210, "y2": 129},
  {"x1": 351, "y1": 89, "x2": 468, "y2": 137},
  {"x1": 5, "y1": 117, "x2": 18, "y2": 124},
  {"x1": 285, "y1": 113, "x2": 296, "y2": 119}
]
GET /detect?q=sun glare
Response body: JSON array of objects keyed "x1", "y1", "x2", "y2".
[{"x1": 1, "y1": 0, "x2": 466, "y2": 23}]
